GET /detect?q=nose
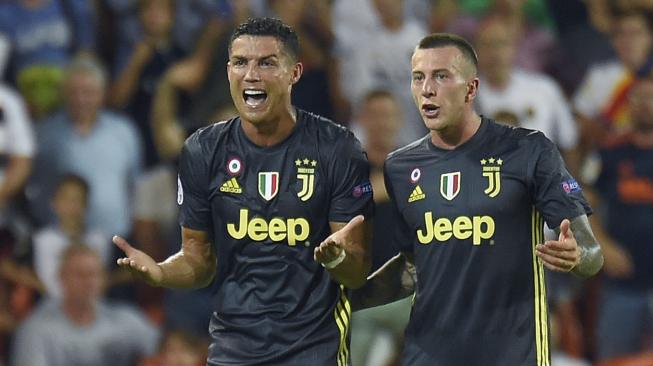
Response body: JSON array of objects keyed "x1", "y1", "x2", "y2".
[
  {"x1": 421, "y1": 79, "x2": 436, "y2": 98},
  {"x1": 244, "y1": 63, "x2": 260, "y2": 82}
]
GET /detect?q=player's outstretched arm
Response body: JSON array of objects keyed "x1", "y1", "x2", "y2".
[
  {"x1": 535, "y1": 215, "x2": 604, "y2": 277},
  {"x1": 315, "y1": 215, "x2": 371, "y2": 289},
  {"x1": 114, "y1": 227, "x2": 216, "y2": 288},
  {"x1": 350, "y1": 252, "x2": 415, "y2": 311}
]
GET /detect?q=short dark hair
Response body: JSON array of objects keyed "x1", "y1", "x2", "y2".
[
  {"x1": 55, "y1": 173, "x2": 90, "y2": 200},
  {"x1": 229, "y1": 17, "x2": 300, "y2": 61},
  {"x1": 416, "y1": 33, "x2": 478, "y2": 73}
]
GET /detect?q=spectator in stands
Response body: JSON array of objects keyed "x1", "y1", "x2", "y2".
[
  {"x1": 573, "y1": 9, "x2": 653, "y2": 154},
  {"x1": 10, "y1": 244, "x2": 160, "y2": 366},
  {"x1": 110, "y1": 0, "x2": 185, "y2": 168},
  {"x1": 474, "y1": 14, "x2": 580, "y2": 172},
  {"x1": 349, "y1": 90, "x2": 410, "y2": 366},
  {"x1": 0, "y1": 0, "x2": 96, "y2": 118},
  {"x1": 28, "y1": 55, "x2": 142, "y2": 238},
  {"x1": 586, "y1": 76, "x2": 653, "y2": 363},
  {"x1": 32, "y1": 174, "x2": 109, "y2": 299}
]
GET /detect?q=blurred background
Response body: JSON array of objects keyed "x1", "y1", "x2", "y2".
[{"x1": 0, "y1": 0, "x2": 652, "y2": 365}]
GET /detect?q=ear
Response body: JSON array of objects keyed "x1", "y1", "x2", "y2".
[
  {"x1": 291, "y1": 62, "x2": 303, "y2": 85},
  {"x1": 465, "y1": 78, "x2": 479, "y2": 103}
]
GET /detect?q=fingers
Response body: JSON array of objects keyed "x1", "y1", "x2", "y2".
[
  {"x1": 559, "y1": 219, "x2": 573, "y2": 241},
  {"x1": 112, "y1": 235, "x2": 134, "y2": 255},
  {"x1": 542, "y1": 239, "x2": 576, "y2": 251},
  {"x1": 536, "y1": 243, "x2": 579, "y2": 272},
  {"x1": 314, "y1": 241, "x2": 342, "y2": 263},
  {"x1": 341, "y1": 215, "x2": 365, "y2": 233},
  {"x1": 116, "y1": 257, "x2": 148, "y2": 273},
  {"x1": 535, "y1": 249, "x2": 577, "y2": 272}
]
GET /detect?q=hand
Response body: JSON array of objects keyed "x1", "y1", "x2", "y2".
[
  {"x1": 536, "y1": 219, "x2": 581, "y2": 272},
  {"x1": 113, "y1": 236, "x2": 164, "y2": 286},
  {"x1": 166, "y1": 57, "x2": 207, "y2": 92},
  {"x1": 314, "y1": 215, "x2": 364, "y2": 266},
  {"x1": 133, "y1": 41, "x2": 154, "y2": 64}
]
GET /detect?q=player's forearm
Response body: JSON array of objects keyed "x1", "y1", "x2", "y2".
[
  {"x1": 569, "y1": 215, "x2": 604, "y2": 278},
  {"x1": 158, "y1": 250, "x2": 216, "y2": 289},
  {"x1": 351, "y1": 253, "x2": 415, "y2": 311},
  {"x1": 326, "y1": 248, "x2": 370, "y2": 289}
]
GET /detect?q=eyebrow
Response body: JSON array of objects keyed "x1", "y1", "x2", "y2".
[{"x1": 231, "y1": 54, "x2": 279, "y2": 61}]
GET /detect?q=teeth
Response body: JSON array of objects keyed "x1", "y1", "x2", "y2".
[{"x1": 244, "y1": 90, "x2": 265, "y2": 96}]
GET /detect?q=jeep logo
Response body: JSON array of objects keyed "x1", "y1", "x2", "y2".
[
  {"x1": 227, "y1": 209, "x2": 310, "y2": 246},
  {"x1": 417, "y1": 212, "x2": 495, "y2": 245}
]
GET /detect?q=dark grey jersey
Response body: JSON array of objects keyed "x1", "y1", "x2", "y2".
[
  {"x1": 384, "y1": 118, "x2": 590, "y2": 366},
  {"x1": 178, "y1": 109, "x2": 373, "y2": 365}
]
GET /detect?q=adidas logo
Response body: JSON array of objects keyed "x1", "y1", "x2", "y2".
[
  {"x1": 220, "y1": 177, "x2": 242, "y2": 194},
  {"x1": 408, "y1": 185, "x2": 426, "y2": 202}
]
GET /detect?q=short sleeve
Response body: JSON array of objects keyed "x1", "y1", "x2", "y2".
[
  {"x1": 1, "y1": 86, "x2": 35, "y2": 157},
  {"x1": 532, "y1": 136, "x2": 592, "y2": 228},
  {"x1": 177, "y1": 133, "x2": 211, "y2": 230},
  {"x1": 327, "y1": 132, "x2": 374, "y2": 222},
  {"x1": 383, "y1": 161, "x2": 414, "y2": 253}
]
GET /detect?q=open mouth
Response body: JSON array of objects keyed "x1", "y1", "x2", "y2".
[
  {"x1": 243, "y1": 89, "x2": 268, "y2": 108},
  {"x1": 422, "y1": 103, "x2": 439, "y2": 118}
]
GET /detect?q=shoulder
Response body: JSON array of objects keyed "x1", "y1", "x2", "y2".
[
  {"x1": 385, "y1": 135, "x2": 430, "y2": 171},
  {"x1": 485, "y1": 118, "x2": 554, "y2": 152},
  {"x1": 299, "y1": 110, "x2": 362, "y2": 155},
  {"x1": 584, "y1": 60, "x2": 625, "y2": 78},
  {"x1": 301, "y1": 109, "x2": 354, "y2": 142},
  {"x1": 100, "y1": 301, "x2": 153, "y2": 327},
  {"x1": 0, "y1": 85, "x2": 22, "y2": 105},
  {"x1": 33, "y1": 226, "x2": 61, "y2": 244},
  {"x1": 99, "y1": 111, "x2": 139, "y2": 136},
  {"x1": 183, "y1": 118, "x2": 236, "y2": 155},
  {"x1": 17, "y1": 300, "x2": 60, "y2": 332}
]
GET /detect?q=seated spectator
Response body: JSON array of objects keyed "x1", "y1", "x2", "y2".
[
  {"x1": 28, "y1": 55, "x2": 143, "y2": 238},
  {"x1": 33, "y1": 174, "x2": 109, "y2": 299},
  {"x1": 10, "y1": 244, "x2": 160, "y2": 366},
  {"x1": 0, "y1": 0, "x2": 96, "y2": 118}
]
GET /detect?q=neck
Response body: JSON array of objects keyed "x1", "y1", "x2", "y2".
[
  {"x1": 485, "y1": 70, "x2": 510, "y2": 90},
  {"x1": 60, "y1": 218, "x2": 84, "y2": 238},
  {"x1": 241, "y1": 106, "x2": 297, "y2": 147},
  {"x1": 71, "y1": 113, "x2": 97, "y2": 136},
  {"x1": 381, "y1": 16, "x2": 403, "y2": 32},
  {"x1": 62, "y1": 299, "x2": 96, "y2": 326},
  {"x1": 430, "y1": 112, "x2": 482, "y2": 150}
]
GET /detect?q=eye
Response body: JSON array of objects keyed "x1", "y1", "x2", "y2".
[
  {"x1": 261, "y1": 59, "x2": 277, "y2": 67},
  {"x1": 412, "y1": 73, "x2": 424, "y2": 82},
  {"x1": 435, "y1": 72, "x2": 448, "y2": 81},
  {"x1": 232, "y1": 59, "x2": 246, "y2": 67}
]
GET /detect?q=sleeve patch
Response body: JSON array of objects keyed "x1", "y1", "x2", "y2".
[
  {"x1": 352, "y1": 181, "x2": 373, "y2": 197},
  {"x1": 561, "y1": 179, "x2": 582, "y2": 194}
]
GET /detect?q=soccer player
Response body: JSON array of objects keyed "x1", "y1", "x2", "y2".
[
  {"x1": 113, "y1": 17, "x2": 373, "y2": 366},
  {"x1": 347, "y1": 33, "x2": 604, "y2": 365}
]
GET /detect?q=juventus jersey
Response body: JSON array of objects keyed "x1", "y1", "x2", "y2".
[
  {"x1": 384, "y1": 117, "x2": 590, "y2": 366},
  {"x1": 178, "y1": 109, "x2": 373, "y2": 366}
]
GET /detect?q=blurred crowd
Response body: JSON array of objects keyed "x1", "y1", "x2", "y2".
[{"x1": 0, "y1": 0, "x2": 652, "y2": 365}]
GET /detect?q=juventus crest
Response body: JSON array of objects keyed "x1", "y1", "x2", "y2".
[
  {"x1": 295, "y1": 158, "x2": 316, "y2": 201},
  {"x1": 481, "y1": 157, "x2": 502, "y2": 198}
]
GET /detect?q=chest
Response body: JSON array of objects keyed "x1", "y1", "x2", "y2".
[
  {"x1": 393, "y1": 152, "x2": 532, "y2": 231},
  {"x1": 209, "y1": 144, "x2": 330, "y2": 224}
]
